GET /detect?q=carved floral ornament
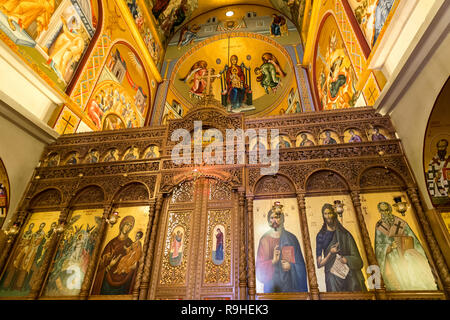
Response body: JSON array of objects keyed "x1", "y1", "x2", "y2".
[
  {"x1": 249, "y1": 158, "x2": 412, "y2": 194},
  {"x1": 254, "y1": 174, "x2": 296, "y2": 195}
]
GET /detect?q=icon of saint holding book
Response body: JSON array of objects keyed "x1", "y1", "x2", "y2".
[{"x1": 255, "y1": 202, "x2": 307, "y2": 293}]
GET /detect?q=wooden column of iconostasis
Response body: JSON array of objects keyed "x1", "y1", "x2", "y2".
[{"x1": 149, "y1": 178, "x2": 239, "y2": 300}]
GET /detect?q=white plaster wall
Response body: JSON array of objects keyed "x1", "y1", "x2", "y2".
[
  {"x1": 0, "y1": 42, "x2": 62, "y2": 123},
  {"x1": 0, "y1": 114, "x2": 49, "y2": 228},
  {"x1": 389, "y1": 32, "x2": 450, "y2": 210}
]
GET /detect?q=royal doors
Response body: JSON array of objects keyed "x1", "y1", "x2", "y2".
[{"x1": 149, "y1": 178, "x2": 239, "y2": 299}]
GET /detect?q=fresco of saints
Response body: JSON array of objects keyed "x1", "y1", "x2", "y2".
[
  {"x1": 316, "y1": 204, "x2": 367, "y2": 292},
  {"x1": 274, "y1": 136, "x2": 291, "y2": 149},
  {"x1": 256, "y1": 202, "x2": 307, "y2": 293},
  {"x1": 152, "y1": 0, "x2": 171, "y2": 21},
  {"x1": 104, "y1": 149, "x2": 119, "y2": 162},
  {"x1": 46, "y1": 153, "x2": 60, "y2": 167},
  {"x1": 93, "y1": 216, "x2": 142, "y2": 295},
  {"x1": 318, "y1": 30, "x2": 359, "y2": 110},
  {"x1": 144, "y1": 145, "x2": 158, "y2": 159},
  {"x1": 1, "y1": 223, "x2": 34, "y2": 291},
  {"x1": 85, "y1": 150, "x2": 99, "y2": 164},
  {"x1": 374, "y1": 202, "x2": 437, "y2": 291},
  {"x1": 177, "y1": 24, "x2": 200, "y2": 49},
  {"x1": 255, "y1": 53, "x2": 286, "y2": 94},
  {"x1": 0, "y1": 0, "x2": 55, "y2": 37},
  {"x1": 21, "y1": 222, "x2": 46, "y2": 289},
  {"x1": 159, "y1": 0, "x2": 194, "y2": 36},
  {"x1": 87, "y1": 95, "x2": 104, "y2": 128},
  {"x1": 426, "y1": 139, "x2": 449, "y2": 201},
  {"x1": 65, "y1": 152, "x2": 79, "y2": 165},
  {"x1": 169, "y1": 229, "x2": 184, "y2": 267},
  {"x1": 124, "y1": 146, "x2": 139, "y2": 160},
  {"x1": 44, "y1": 16, "x2": 86, "y2": 83}
]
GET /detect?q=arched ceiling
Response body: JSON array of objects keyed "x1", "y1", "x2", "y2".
[
  {"x1": 189, "y1": 1, "x2": 274, "y2": 20},
  {"x1": 185, "y1": 0, "x2": 298, "y2": 25}
]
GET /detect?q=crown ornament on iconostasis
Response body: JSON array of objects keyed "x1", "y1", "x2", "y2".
[{"x1": 270, "y1": 201, "x2": 288, "y2": 217}]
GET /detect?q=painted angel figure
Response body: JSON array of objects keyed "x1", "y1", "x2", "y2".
[
  {"x1": 255, "y1": 52, "x2": 286, "y2": 94},
  {"x1": 179, "y1": 60, "x2": 219, "y2": 98}
]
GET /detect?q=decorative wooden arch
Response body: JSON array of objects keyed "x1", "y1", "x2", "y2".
[
  {"x1": 112, "y1": 182, "x2": 151, "y2": 204},
  {"x1": 305, "y1": 169, "x2": 350, "y2": 195},
  {"x1": 253, "y1": 173, "x2": 297, "y2": 197},
  {"x1": 69, "y1": 185, "x2": 105, "y2": 208},
  {"x1": 29, "y1": 188, "x2": 63, "y2": 211},
  {"x1": 357, "y1": 165, "x2": 407, "y2": 192}
]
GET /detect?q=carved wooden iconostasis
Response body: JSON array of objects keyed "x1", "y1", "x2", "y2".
[
  {"x1": 0, "y1": 0, "x2": 449, "y2": 302},
  {"x1": 1, "y1": 105, "x2": 449, "y2": 300}
]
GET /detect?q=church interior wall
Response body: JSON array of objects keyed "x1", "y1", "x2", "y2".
[
  {"x1": 0, "y1": 0, "x2": 449, "y2": 301},
  {"x1": 0, "y1": 112, "x2": 56, "y2": 230}
]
